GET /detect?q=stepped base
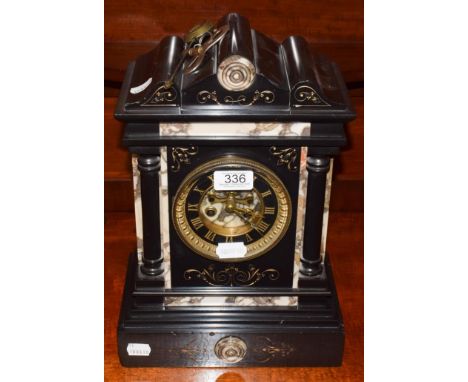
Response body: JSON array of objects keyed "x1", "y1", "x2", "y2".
[{"x1": 118, "y1": 252, "x2": 344, "y2": 367}]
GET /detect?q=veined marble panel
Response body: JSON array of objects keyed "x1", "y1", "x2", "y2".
[
  {"x1": 164, "y1": 296, "x2": 297, "y2": 307},
  {"x1": 159, "y1": 122, "x2": 310, "y2": 136},
  {"x1": 321, "y1": 159, "x2": 334, "y2": 258},
  {"x1": 131, "y1": 123, "x2": 332, "y2": 307},
  {"x1": 132, "y1": 155, "x2": 143, "y2": 261},
  {"x1": 292, "y1": 147, "x2": 308, "y2": 288}
]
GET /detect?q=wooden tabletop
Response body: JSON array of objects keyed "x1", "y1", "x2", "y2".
[{"x1": 105, "y1": 211, "x2": 363, "y2": 381}]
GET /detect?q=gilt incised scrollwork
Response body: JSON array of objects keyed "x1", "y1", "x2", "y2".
[
  {"x1": 197, "y1": 90, "x2": 220, "y2": 104},
  {"x1": 293, "y1": 85, "x2": 330, "y2": 107},
  {"x1": 197, "y1": 90, "x2": 275, "y2": 106},
  {"x1": 253, "y1": 337, "x2": 294, "y2": 362},
  {"x1": 225, "y1": 90, "x2": 275, "y2": 105},
  {"x1": 184, "y1": 264, "x2": 280, "y2": 286},
  {"x1": 168, "y1": 338, "x2": 208, "y2": 362},
  {"x1": 142, "y1": 84, "x2": 177, "y2": 106},
  {"x1": 170, "y1": 146, "x2": 198, "y2": 172},
  {"x1": 269, "y1": 147, "x2": 298, "y2": 171}
]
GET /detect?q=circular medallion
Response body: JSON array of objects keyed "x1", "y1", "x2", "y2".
[
  {"x1": 214, "y1": 336, "x2": 247, "y2": 363},
  {"x1": 217, "y1": 55, "x2": 256, "y2": 91}
]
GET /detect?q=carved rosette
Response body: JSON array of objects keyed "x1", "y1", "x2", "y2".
[
  {"x1": 142, "y1": 84, "x2": 178, "y2": 106},
  {"x1": 293, "y1": 85, "x2": 330, "y2": 107},
  {"x1": 170, "y1": 146, "x2": 198, "y2": 172},
  {"x1": 270, "y1": 147, "x2": 298, "y2": 171},
  {"x1": 184, "y1": 264, "x2": 280, "y2": 286},
  {"x1": 197, "y1": 90, "x2": 275, "y2": 106}
]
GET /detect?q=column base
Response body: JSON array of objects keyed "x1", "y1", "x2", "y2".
[
  {"x1": 299, "y1": 255, "x2": 323, "y2": 277},
  {"x1": 140, "y1": 256, "x2": 164, "y2": 277}
]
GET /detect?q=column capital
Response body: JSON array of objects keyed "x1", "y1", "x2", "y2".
[
  {"x1": 306, "y1": 157, "x2": 330, "y2": 173},
  {"x1": 138, "y1": 155, "x2": 161, "y2": 172}
]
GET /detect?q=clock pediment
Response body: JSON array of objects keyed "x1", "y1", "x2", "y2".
[{"x1": 115, "y1": 13, "x2": 355, "y2": 123}]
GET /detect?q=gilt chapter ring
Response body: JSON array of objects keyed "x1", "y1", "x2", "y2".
[
  {"x1": 217, "y1": 55, "x2": 256, "y2": 91},
  {"x1": 171, "y1": 156, "x2": 292, "y2": 262}
]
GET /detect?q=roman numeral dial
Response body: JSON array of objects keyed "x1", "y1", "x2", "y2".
[
  {"x1": 172, "y1": 156, "x2": 292, "y2": 262},
  {"x1": 204, "y1": 230, "x2": 217, "y2": 241},
  {"x1": 254, "y1": 220, "x2": 270, "y2": 234},
  {"x1": 264, "y1": 206, "x2": 275, "y2": 215},
  {"x1": 190, "y1": 217, "x2": 203, "y2": 230}
]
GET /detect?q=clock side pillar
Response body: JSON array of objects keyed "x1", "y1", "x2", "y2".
[
  {"x1": 138, "y1": 154, "x2": 164, "y2": 278},
  {"x1": 299, "y1": 156, "x2": 330, "y2": 278}
]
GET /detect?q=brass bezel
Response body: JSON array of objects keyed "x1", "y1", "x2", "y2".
[{"x1": 172, "y1": 155, "x2": 292, "y2": 262}]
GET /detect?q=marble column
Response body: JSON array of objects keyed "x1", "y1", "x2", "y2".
[
  {"x1": 300, "y1": 156, "x2": 330, "y2": 277},
  {"x1": 138, "y1": 154, "x2": 164, "y2": 277}
]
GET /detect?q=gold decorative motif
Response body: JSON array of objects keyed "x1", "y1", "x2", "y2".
[
  {"x1": 184, "y1": 264, "x2": 280, "y2": 286},
  {"x1": 293, "y1": 85, "x2": 330, "y2": 106},
  {"x1": 253, "y1": 337, "x2": 294, "y2": 362},
  {"x1": 223, "y1": 94, "x2": 248, "y2": 104},
  {"x1": 168, "y1": 338, "x2": 208, "y2": 362},
  {"x1": 197, "y1": 90, "x2": 220, "y2": 104},
  {"x1": 170, "y1": 146, "x2": 198, "y2": 172},
  {"x1": 142, "y1": 84, "x2": 177, "y2": 106},
  {"x1": 214, "y1": 336, "x2": 247, "y2": 363},
  {"x1": 197, "y1": 90, "x2": 275, "y2": 106},
  {"x1": 270, "y1": 147, "x2": 298, "y2": 171}
]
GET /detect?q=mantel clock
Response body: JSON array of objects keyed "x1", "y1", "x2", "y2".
[{"x1": 114, "y1": 13, "x2": 355, "y2": 367}]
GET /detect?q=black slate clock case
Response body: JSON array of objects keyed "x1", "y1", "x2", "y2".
[
  {"x1": 167, "y1": 146, "x2": 300, "y2": 287},
  {"x1": 115, "y1": 13, "x2": 355, "y2": 367}
]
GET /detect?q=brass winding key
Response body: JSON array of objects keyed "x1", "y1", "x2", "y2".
[
  {"x1": 163, "y1": 22, "x2": 229, "y2": 88},
  {"x1": 183, "y1": 24, "x2": 229, "y2": 75}
]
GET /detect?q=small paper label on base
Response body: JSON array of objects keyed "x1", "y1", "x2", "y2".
[
  {"x1": 216, "y1": 242, "x2": 247, "y2": 259},
  {"x1": 127, "y1": 343, "x2": 151, "y2": 356}
]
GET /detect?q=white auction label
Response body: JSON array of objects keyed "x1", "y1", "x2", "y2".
[
  {"x1": 214, "y1": 170, "x2": 253, "y2": 191},
  {"x1": 216, "y1": 242, "x2": 247, "y2": 259},
  {"x1": 127, "y1": 343, "x2": 151, "y2": 356},
  {"x1": 129, "y1": 77, "x2": 152, "y2": 94}
]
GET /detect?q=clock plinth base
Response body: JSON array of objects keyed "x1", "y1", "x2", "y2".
[{"x1": 118, "y1": 252, "x2": 344, "y2": 367}]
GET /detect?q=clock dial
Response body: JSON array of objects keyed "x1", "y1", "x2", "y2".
[{"x1": 172, "y1": 156, "x2": 292, "y2": 261}]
